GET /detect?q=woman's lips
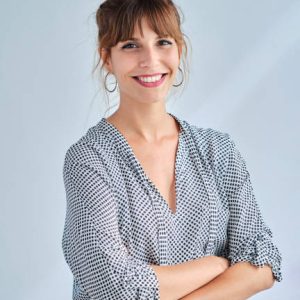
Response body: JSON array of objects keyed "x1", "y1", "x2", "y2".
[{"x1": 133, "y1": 73, "x2": 167, "y2": 88}]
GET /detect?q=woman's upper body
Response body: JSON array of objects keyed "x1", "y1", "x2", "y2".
[
  {"x1": 62, "y1": 112, "x2": 283, "y2": 300},
  {"x1": 62, "y1": 1, "x2": 282, "y2": 299}
]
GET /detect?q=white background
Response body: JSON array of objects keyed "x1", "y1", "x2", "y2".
[{"x1": 0, "y1": 0, "x2": 299, "y2": 299}]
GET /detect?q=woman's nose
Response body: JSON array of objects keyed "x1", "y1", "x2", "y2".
[{"x1": 139, "y1": 46, "x2": 159, "y2": 68}]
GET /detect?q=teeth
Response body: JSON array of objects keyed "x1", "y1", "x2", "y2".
[{"x1": 137, "y1": 74, "x2": 163, "y2": 83}]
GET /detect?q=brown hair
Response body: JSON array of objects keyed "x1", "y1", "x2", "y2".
[{"x1": 92, "y1": 0, "x2": 191, "y2": 113}]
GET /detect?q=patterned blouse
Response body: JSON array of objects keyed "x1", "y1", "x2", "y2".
[{"x1": 62, "y1": 112, "x2": 283, "y2": 300}]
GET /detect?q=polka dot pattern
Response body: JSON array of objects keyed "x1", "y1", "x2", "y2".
[{"x1": 62, "y1": 112, "x2": 282, "y2": 299}]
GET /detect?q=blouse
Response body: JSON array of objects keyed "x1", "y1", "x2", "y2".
[{"x1": 61, "y1": 112, "x2": 283, "y2": 300}]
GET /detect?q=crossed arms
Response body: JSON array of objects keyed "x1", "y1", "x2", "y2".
[{"x1": 150, "y1": 256, "x2": 275, "y2": 300}]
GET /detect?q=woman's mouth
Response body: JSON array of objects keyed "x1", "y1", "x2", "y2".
[{"x1": 132, "y1": 73, "x2": 168, "y2": 88}]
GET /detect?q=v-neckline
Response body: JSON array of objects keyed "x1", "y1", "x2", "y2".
[{"x1": 101, "y1": 112, "x2": 186, "y2": 217}]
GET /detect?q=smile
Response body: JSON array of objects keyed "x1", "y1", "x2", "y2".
[{"x1": 132, "y1": 73, "x2": 167, "y2": 88}]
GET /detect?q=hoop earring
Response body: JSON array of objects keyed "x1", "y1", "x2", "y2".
[
  {"x1": 172, "y1": 66, "x2": 184, "y2": 87},
  {"x1": 104, "y1": 72, "x2": 117, "y2": 93}
]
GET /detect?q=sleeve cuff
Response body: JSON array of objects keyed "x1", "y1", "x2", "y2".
[
  {"x1": 228, "y1": 227, "x2": 283, "y2": 282},
  {"x1": 122, "y1": 258, "x2": 160, "y2": 299}
]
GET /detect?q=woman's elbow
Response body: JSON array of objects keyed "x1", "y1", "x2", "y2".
[
  {"x1": 260, "y1": 264, "x2": 276, "y2": 290},
  {"x1": 266, "y1": 274, "x2": 276, "y2": 289}
]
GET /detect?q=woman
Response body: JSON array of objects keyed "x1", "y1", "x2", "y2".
[{"x1": 61, "y1": 1, "x2": 283, "y2": 299}]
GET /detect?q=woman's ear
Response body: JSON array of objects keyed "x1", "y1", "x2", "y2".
[{"x1": 99, "y1": 47, "x2": 113, "y2": 73}]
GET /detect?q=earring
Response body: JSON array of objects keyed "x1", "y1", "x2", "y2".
[
  {"x1": 104, "y1": 72, "x2": 117, "y2": 92},
  {"x1": 172, "y1": 66, "x2": 184, "y2": 87}
]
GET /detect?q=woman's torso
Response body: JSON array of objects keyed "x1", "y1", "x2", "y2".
[{"x1": 68, "y1": 113, "x2": 230, "y2": 266}]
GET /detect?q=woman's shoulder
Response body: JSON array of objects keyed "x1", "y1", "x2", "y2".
[
  {"x1": 171, "y1": 113, "x2": 231, "y2": 153},
  {"x1": 182, "y1": 119, "x2": 233, "y2": 174},
  {"x1": 62, "y1": 120, "x2": 113, "y2": 175},
  {"x1": 183, "y1": 119, "x2": 232, "y2": 154},
  {"x1": 189, "y1": 123, "x2": 230, "y2": 147}
]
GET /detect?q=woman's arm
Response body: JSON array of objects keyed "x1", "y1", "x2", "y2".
[
  {"x1": 179, "y1": 261, "x2": 274, "y2": 300},
  {"x1": 62, "y1": 159, "x2": 161, "y2": 299},
  {"x1": 150, "y1": 256, "x2": 229, "y2": 300},
  {"x1": 179, "y1": 134, "x2": 282, "y2": 300},
  {"x1": 221, "y1": 135, "x2": 282, "y2": 284}
]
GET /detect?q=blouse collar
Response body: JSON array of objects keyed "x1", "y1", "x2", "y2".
[{"x1": 96, "y1": 112, "x2": 189, "y2": 190}]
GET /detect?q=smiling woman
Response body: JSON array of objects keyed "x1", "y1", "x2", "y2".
[
  {"x1": 100, "y1": 21, "x2": 182, "y2": 104},
  {"x1": 61, "y1": 1, "x2": 283, "y2": 300}
]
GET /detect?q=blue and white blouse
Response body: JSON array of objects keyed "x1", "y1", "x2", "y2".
[{"x1": 62, "y1": 112, "x2": 283, "y2": 300}]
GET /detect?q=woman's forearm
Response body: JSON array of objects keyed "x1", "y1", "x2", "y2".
[
  {"x1": 179, "y1": 262, "x2": 275, "y2": 300},
  {"x1": 150, "y1": 256, "x2": 228, "y2": 300}
]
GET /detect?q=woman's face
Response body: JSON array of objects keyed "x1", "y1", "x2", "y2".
[{"x1": 102, "y1": 17, "x2": 181, "y2": 105}]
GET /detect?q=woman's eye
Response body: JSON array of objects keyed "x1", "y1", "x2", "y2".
[
  {"x1": 159, "y1": 39, "x2": 173, "y2": 46},
  {"x1": 122, "y1": 43, "x2": 137, "y2": 49},
  {"x1": 122, "y1": 40, "x2": 172, "y2": 49}
]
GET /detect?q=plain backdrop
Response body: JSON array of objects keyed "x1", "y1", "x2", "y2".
[{"x1": 0, "y1": 0, "x2": 299, "y2": 299}]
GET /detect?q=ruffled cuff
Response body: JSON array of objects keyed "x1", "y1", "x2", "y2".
[
  {"x1": 228, "y1": 227, "x2": 283, "y2": 282},
  {"x1": 122, "y1": 257, "x2": 160, "y2": 298}
]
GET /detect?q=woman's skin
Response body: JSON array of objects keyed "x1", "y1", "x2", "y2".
[
  {"x1": 99, "y1": 16, "x2": 182, "y2": 143},
  {"x1": 150, "y1": 256, "x2": 230, "y2": 300},
  {"x1": 99, "y1": 16, "x2": 275, "y2": 300},
  {"x1": 178, "y1": 262, "x2": 275, "y2": 300}
]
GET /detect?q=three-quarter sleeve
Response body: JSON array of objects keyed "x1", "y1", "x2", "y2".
[
  {"x1": 62, "y1": 160, "x2": 160, "y2": 299},
  {"x1": 223, "y1": 135, "x2": 283, "y2": 282}
]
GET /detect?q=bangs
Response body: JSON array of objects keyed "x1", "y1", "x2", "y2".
[
  {"x1": 110, "y1": 0, "x2": 182, "y2": 46},
  {"x1": 95, "y1": 0, "x2": 190, "y2": 93}
]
